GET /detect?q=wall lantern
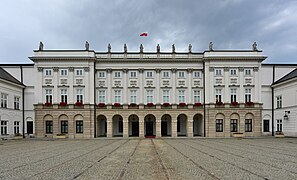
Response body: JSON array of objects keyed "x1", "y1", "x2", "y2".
[{"x1": 284, "y1": 111, "x2": 290, "y2": 120}]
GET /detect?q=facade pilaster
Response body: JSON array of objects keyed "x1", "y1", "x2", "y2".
[
  {"x1": 171, "y1": 68, "x2": 177, "y2": 104},
  {"x1": 84, "y1": 67, "x2": 90, "y2": 104},
  {"x1": 123, "y1": 69, "x2": 128, "y2": 104},
  {"x1": 239, "y1": 67, "x2": 244, "y2": 102},
  {"x1": 53, "y1": 67, "x2": 59, "y2": 104},
  {"x1": 68, "y1": 67, "x2": 74, "y2": 104},
  {"x1": 254, "y1": 67, "x2": 259, "y2": 102},
  {"x1": 224, "y1": 67, "x2": 229, "y2": 103},
  {"x1": 107, "y1": 69, "x2": 112, "y2": 104},
  {"x1": 138, "y1": 69, "x2": 144, "y2": 104},
  {"x1": 107, "y1": 118, "x2": 113, "y2": 138},
  {"x1": 187, "y1": 68, "x2": 193, "y2": 104},
  {"x1": 156, "y1": 68, "x2": 161, "y2": 104},
  {"x1": 37, "y1": 67, "x2": 43, "y2": 104}
]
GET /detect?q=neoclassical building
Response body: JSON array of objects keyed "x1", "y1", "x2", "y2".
[
  {"x1": 1, "y1": 43, "x2": 296, "y2": 138},
  {"x1": 27, "y1": 43, "x2": 265, "y2": 138}
]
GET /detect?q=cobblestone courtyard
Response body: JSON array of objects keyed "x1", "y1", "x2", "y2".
[{"x1": 0, "y1": 138, "x2": 297, "y2": 180}]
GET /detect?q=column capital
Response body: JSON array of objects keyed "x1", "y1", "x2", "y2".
[
  {"x1": 106, "y1": 68, "x2": 112, "y2": 73},
  {"x1": 171, "y1": 68, "x2": 177, "y2": 73},
  {"x1": 138, "y1": 68, "x2": 144, "y2": 73},
  {"x1": 84, "y1": 67, "x2": 90, "y2": 72},
  {"x1": 37, "y1": 67, "x2": 43, "y2": 72},
  {"x1": 238, "y1": 67, "x2": 244, "y2": 72},
  {"x1": 187, "y1": 68, "x2": 193, "y2": 73},
  {"x1": 155, "y1": 68, "x2": 161, "y2": 73},
  {"x1": 53, "y1": 67, "x2": 59, "y2": 72},
  {"x1": 209, "y1": 67, "x2": 214, "y2": 72},
  {"x1": 223, "y1": 67, "x2": 229, "y2": 72},
  {"x1": 122, "y1": 68, "x2": 128, "y2": 73},
  {"x1": 68, "y1": 67, "x2": 74, "y2": 72},
  {"x1": 253, "y1": 67, "x2": 259, "y2": 72}
]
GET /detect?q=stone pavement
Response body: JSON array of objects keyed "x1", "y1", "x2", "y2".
[{"x1": 0, "y1": 138, "x2": 297, "y2": 179}]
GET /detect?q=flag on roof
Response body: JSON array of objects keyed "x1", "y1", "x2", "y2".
[{"x1": 140, "y1": 32, "x2": 148, "y2": 36}]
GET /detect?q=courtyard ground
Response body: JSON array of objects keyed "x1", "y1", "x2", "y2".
[{"x1": 0, "y1": 137, "x2": 296, "y2": 180}]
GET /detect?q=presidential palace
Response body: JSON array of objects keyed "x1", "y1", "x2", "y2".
[{"x1": 1, "y1": 42, "x2": 296, "y2": 138}]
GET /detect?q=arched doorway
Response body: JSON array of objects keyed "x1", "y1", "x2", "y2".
[
  {"x1": 177, "y1": 114, "x2": 187, "y2": 136},
  {"x1": 161, "y1": 114, "x2": 172, "y2": 136},
  {"x1": 97, "y1": 115, "x2": 107, "y2": 137},
  {"x1": 144, "y1": 114, "x2": 156, "y2": 137},
  {"x1": 129, "y1": 114, "x2": 139, "y2": 137},
  {"x1": 193, "y1": 114, "x2": 203, "y2": 136},
  {"x1": 112, "y1": 115, "x2": 123, "y2": 137}
]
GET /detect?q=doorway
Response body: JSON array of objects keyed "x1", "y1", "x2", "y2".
[{"x1": 27, "y1": 121, "x2": 33, "y2": 134}]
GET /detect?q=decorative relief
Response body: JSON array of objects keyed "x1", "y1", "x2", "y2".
[
  {"x1": 146, "y1": 80, "x2": 153, "y2": 86},
  {"x1": 187, "y1": 68, "x2": 193, "y2": 73},
  {"x1": 114, "y1": 81, "x2": 121, "y2": 87},
  {"x1": 253, "y1": 67, "x2": 259, "y2": 72},
  {"x1": 223, "y1": 67, "x2": 229, "y2": 72},
  {"x1": 76, "y1": 79, "x2": 83, "y2": 85},
  {"x1": 209, "y1": 67, "x2": 214, "y2": 72},
  {"x1": 138, "y1": 68, "x2": 144, "y2": 73},
  {"x1": 106, "y1": 68, "x2": 112, "y2": 73},
  {"x1": 130, "y1": 80, "x2": 137, "y2": 87},
  {"x1": 245, "y1": 78, "x2": 252, "y2": 84},
  {"x1": 122, "y1": 68, "x2": 128, "y2": 73},
  {"x1": 193, "y1": 80, "x2": 200, "y2": 86},
  {"x1": 230, "y1": 78, "x2": 237, "y2": 84},
  {"x1": 155, "y1": 68, "x2": 161, "y2": 73},
  {"x1": 171, "y1": 68, "x2": 177, "y2": 73},
  {"x1": 238, "y1": 67, "x2": 244, "y2": 72},
  {"x1": 178, "y1": 80, "x2": 185, "y2": 86},
  {"x1": 162, "y1": 80, "x2": 170, "y2": 86},
  {"x1": 37, "y1": 67, "x2": 43, "y2": 72},
  {"x1": 68, "y1": 67, "x2": 74, "y2": 72},
  {"x1": 83, "y1": 67, "x2": 90, "y2": 72},
  {"x1": 215, "y1": 78, "x2": 223, "y2": 84},
  {"x1": 60, "y1": 78, "x2": 68, "y2": 85},
  {"x1": 98, "y1": 80, "x2": 105, "y2": 87},
  {"x1": 44, "y1": 79, "x2": 52, "y2": 85},
  {"x1": 53, "y1": 67, "x2": 59, "y2": 72}
]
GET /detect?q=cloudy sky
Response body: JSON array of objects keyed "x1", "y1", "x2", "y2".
[{"x1": 0, "y1": 0, "x2": 297, "y2": 64}]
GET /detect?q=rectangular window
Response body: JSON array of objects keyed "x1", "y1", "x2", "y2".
[
  {"x1": 263, "y1": 120, "x2": 269, "y2": 132},
  {"x1": 14, "y1": 121, "x2": 20, "y2": 134},
  {"x1": 1, "y1": 121, "x2": 8, "y2": 135},
  {"x1": 45, "y1": 89, "x2": 53, "y2": 103},
  {"x1": 178, "y1": 71, "x2": 185, "y2": 78},
  {"x1": 45, "y1": 69, "x2": 52, "y2": 76},
  {"x1": 178, "y1": 90, "x2": 185, "y2": 103},
  {"x1": 60, "y1": 89, "x2": 68, "y2": 103},
  {"x1": 130, "y1": 90, "x2": 137, "y2": 103},
  {"x1": 276, "y1": 119, "x2": 282, "y2": 132},
  {"x1": 215, "y1": 69, "x2": 222, "y2": 76},
  {"x1": 245, "y1": 89, "x2": 252, "y2": 103},
  {"x1": 216, "y1": 119, "x2": 223, "y2": 132},
  {"x1": 245, "y1": 69, "x2": 252, "y2": 76},
  {"x1": 76, "y1": 121, "x2": 83, "y2": 133},
  {"x1": 98, "y1": 71, "x2": 105, "y2": 78},
  {"x1": 76, "y1": 89, "x2": 83, "y2": 103},
  {"x1": 14, "y1": 96, "x2": 20, "y2": 110},
  {"x1": 146, "y1": 90, "x2": 153, "y2": 103},
  {"x1": 1, "y1": 93, "x2": 8, "y2": 108},
  {"x1": 162, "y1": 90, "x2": 170, "y2": 103},
  {"x1": 230, "y1": 119, "x2": 238, "y2": 132},
  {"x1": 60, "y1": 69, "x2": 68, "y2": 76},
  {"x1": 276, "y1": 96, "x2": 282, "y2": 109},
  {"x1": 98, "y1": 90, "x2": 106, "y2": 103},
  {"x1": 114, "y1": 71, "x2": 121, "y2": 78},
  {"x1": 130, "y1": 71, "x2": 137, "y2": 78},
  {"x1": 76, "y1": 69, "x2": 83, "y2": 76},
  {"x1": 114, "y1": 90, "x2": 121, "y2": 103},
  {"x1": 162, "y1": 71, "x2": 170, "y2": 78},
  {"x1": 146, "y1": 71, "x2": 153, "y2": 78},
  {"x1": 193, "y1": 90, "x2": 201, "y2": 103},
  {"x1": 193, "y1": 71, "x2": 200, "y2": 78},
  {"x1": 215, "y1": 89, "x2": 222, "y2": 102},
  {"x1": 230, "y1": 89, "x2": 237, "y2": 102},
  {"x1": 119, "y1": 120, "x2": 123, "y2": 133},
  {"x1": 230, "y1": 69, "x2": 237, "y2": 76},
  {"x1": 45, "y1": 121, "x2": 53, "y2": 134},
  {"x1": 61, "y1": 121, "x2": 68, "y2": 134},
  {"x1": 245, "y1": 119, "x2": 253, "y2": 132}
]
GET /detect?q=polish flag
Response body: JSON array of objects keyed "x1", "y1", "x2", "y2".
[{"x1": 140, "y1": 32, "x2": 148, "y2": 36}]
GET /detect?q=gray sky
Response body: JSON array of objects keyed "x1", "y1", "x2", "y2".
[{"x1": 0, "y1": 0, "x2": 297, "y2": 64}]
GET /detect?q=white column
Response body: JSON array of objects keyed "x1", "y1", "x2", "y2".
[
  {"x1": 123, "y1": 69, "x2": 128, "y2": 104},
  {"x1": 239, "y1": 67, "x2": 244, "y2": 103},
  {"x1": 171, "y1": 68, "x2": 177, "y2": 104},
  {"x1": 107, "y1": 69, "x2": 112, "y2": 104},
  {"x1": 254, "y1": 67, "x2": 259, "y2": 102},
  {"x1": 187, "y1": 68, "x2": 193, "y2": 104},
  {"x1": 138, "y1": 69, "x2": 144, "y2": 104},
  {"x1": 84, "y1": 67, "x2": 90, "y2": 104},
  {"x1": 224, "y1": 67, "x2": 229, "y2": 103},
  {"x1": 53, "y1": 67, "x2": 59, "y2": 104},
  {"x1": 89, "y1": 65, "x2": 95, "y2": 104},
  {"x1": 156, "y1": 69, "x2": 161, "y2": 104},
  {"x1": 37, "y1": 67, "x2": 43, "y2": 104},
  {"x1": 207, "y1": 66, "x2": 213, "y2": 104},
  {"x1": 68, "y1": 67, "x2": 74, "y2": 104}
]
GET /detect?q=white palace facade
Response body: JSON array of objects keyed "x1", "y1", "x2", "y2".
[{"x1": 1, "y1": 43, "x2": 296, "y2": 138}]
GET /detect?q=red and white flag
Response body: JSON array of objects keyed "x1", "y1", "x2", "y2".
[{"x1": 140, "y1": 32, "x2": 148, "y2": 36}]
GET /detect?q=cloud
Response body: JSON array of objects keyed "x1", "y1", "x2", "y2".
[{"x1": 0, "y1": 0, "x2": 297, "y2": 63}]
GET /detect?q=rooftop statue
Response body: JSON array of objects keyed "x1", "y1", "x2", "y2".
[
  {"x1": 157, "y1": 44, "x2": 160, "y2": 53},
  {"x1": 172, "y1": 44, "x2": 175, "y2": 53},
  {"x1": 188, "y1": 44, "x2": 192, "y2": 53},
  {"x1": 252, "y1": 42, "x2": 257, "y2": 51},
  {"x1": 39, "y1": 41, "x2": 44, "y2": 51},
  {"x1": 108, "y1": 43, "x2": 111, "y2": 53},
  {"x1": 85, "y1": 41, "x2": 89, "y2": 51},
  {"x1": 209, "y1": 42, "x2": 213, "y2": 51},
  {"x1": 140, "y1": 44, "x2": 144, "y2": 53},
  {"x1": 124, "y1": 43, "x2": 127, "y2": 53}
]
